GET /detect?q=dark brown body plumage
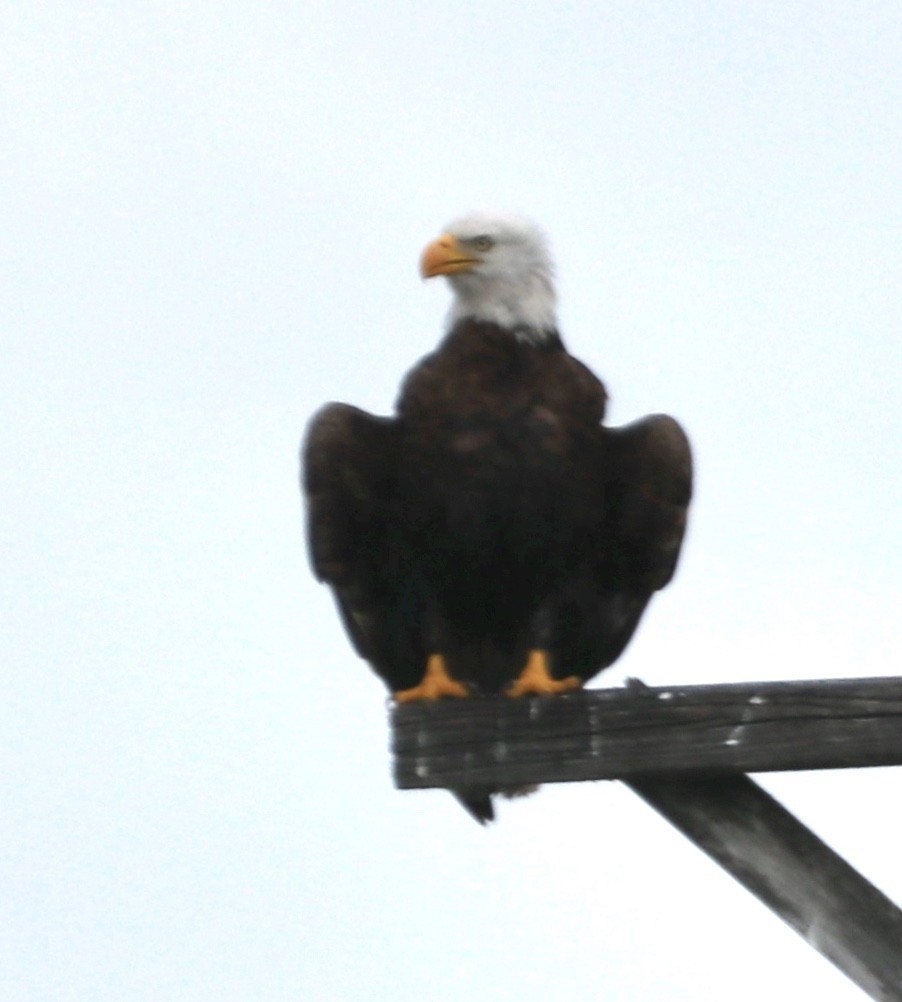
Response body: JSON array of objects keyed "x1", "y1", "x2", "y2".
[{"x1": 303, "y1": 319, "x2": 692, "y2": 705}]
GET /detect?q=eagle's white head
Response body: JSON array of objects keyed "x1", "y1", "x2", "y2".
[{"x1": 419, "y1": 211, "x2": 558, "y2": 342}]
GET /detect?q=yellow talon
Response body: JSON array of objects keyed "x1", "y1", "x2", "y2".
[
  {"x1": 394, "y1": 653, "x2": 470, "y2": 703},
  {"x1": 506, "y1": 649, "x2": 582, "y2": 698}
]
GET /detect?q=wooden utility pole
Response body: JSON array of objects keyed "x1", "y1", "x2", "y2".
[{"x1": 391, "y1": 676, "x2": 902, "y2": 1001}]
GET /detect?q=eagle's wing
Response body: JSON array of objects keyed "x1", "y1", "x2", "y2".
[
  {"x1": 602, "y1": 413, "x2": 693, "y2": 591},
  {"x1": 301, "y1": 403, "x2": 423, "y2": 689},
  {"x1": 304, "y1": 405, "x2": 488, "y2": 821},
  {"x1": 555, "y1": 414, "x2": 692, "y2": 677}
]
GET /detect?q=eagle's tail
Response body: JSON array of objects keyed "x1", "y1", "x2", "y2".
[
  {"x1": 451, "y1": 784, "x2": 540, "y2": 825},
  {"x1": 451, "y1": 788, "x2": 495, "y2": 825}
]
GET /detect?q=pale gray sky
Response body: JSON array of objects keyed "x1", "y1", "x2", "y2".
[{"x1": 3, "y1": 3, "x2": 901, "y2": 999}]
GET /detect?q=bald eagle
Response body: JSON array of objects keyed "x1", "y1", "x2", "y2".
[{"x1": 303, "y1": 212, "x2": 692, "y2": 823}]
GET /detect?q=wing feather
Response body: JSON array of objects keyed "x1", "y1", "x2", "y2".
[
  {"x1": 554, "y1": 414, "x2": 692, "y2": 677},
  {"x1": 301, "y1": 404, "x2": 424, "y2": 688},
  {"x1": 602, "y1": 413, "x2": 693, "y2": 590}
]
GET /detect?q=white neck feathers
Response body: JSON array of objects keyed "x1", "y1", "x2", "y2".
[{"x1": 447, "y1": 266, "x2": 557, "y2": 340}]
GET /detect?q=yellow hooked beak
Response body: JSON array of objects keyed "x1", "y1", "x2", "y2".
[{"x1": 419, "y1": 234, "x2": 479, "y2": 279}]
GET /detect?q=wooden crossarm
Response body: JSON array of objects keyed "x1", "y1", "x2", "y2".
[
  {"x1": 392, "y1": 675, "x2": 902, "y2": 790},
  {"x1": 390, "y1": 675, "x2": 902, "y2": 1000}
]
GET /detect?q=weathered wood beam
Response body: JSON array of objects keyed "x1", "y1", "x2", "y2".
[
  {"x1": 392, "y1": 676, "x2": 902, "y2": 790},
  {"x1": 629, "y1": 775, "x2": 902, "y2": 1001},
  {"x1": 391, "y1": 679, "x2": 902, "y2": 1000}
]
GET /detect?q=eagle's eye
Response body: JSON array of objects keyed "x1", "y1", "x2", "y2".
[{"x1": 471, "y1": 235, "x2": 494, "y2": 252}]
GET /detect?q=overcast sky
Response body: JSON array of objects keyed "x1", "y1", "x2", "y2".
[{"x1": 3, "y1": 2, "x2": 901, "y2": 999}]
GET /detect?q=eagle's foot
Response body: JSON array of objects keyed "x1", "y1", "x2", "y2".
[
  {"x1": 506, "y1": 649, "x2": 582, "y2": 698},
  {"x1": 394, "y1": 653, "x2": 470, "y2": 703}
]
